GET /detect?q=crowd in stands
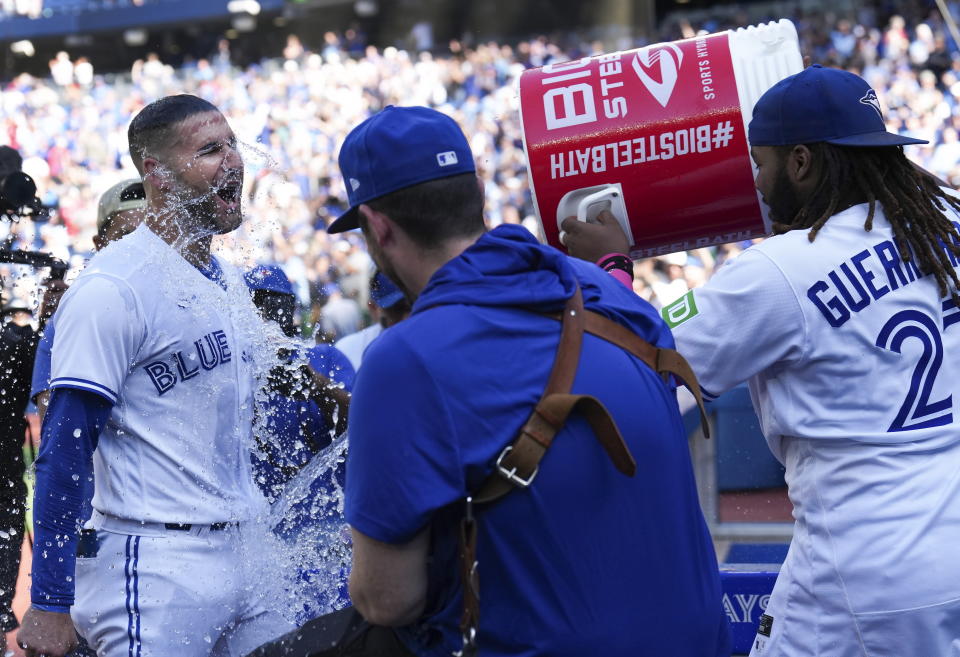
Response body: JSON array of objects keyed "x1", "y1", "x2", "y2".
[{"x1": 2, "y1": 0, "x2": 960, "y2": 336}]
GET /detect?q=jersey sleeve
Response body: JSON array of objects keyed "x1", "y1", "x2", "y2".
[
  {"x1": 664, "y1": 248, "x2": 807, "y2": 400},
  {"x1": 345, "y1": 333, "x2": 463, "y2": 544},
  {"x1": 30, "y1": 322, "x2": 55, "y2": 402},
  {"x1": 31, "y1": 388, "x2": 111, "y2": 611},
  {"x1": 49, "y1": 275, "x2": 144, "y2": 404}
]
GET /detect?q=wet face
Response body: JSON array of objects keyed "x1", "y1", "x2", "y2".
[
  {"x1": 163, "y1": 111, "x2": 244, "y2": 236},
  {"x1": 751, "y1": 145, "x2": 804, "y2": 226}
]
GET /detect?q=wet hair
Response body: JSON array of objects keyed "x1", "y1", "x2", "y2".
[
  {"x1": 364, "y1": 172, "x2": 484, "y2": 249},
  {"x1": 775, "y1": 143, "x2": 960, "y2": 303},
  {"x1": 127, "y1": 95, "x2": 220, "y2": 174}
]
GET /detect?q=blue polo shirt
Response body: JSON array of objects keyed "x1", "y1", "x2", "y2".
[{"x1": 346, "y1": 225, "x2": 730, "y2": 657}]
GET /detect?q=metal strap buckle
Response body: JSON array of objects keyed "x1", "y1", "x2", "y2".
[
  {"x1": 453, "y1": 627, "x2": 477, "y2": 657},
  {"x1": 495, "y1": 445, "x2": 538, "y2": 488}
]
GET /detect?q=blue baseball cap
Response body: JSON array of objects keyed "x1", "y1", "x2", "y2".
[
  {"x1": 749, "y1": 65, "x2": 928, "y2": 148},
  {"x1": 245, "y1": 265, "x2": 294, "y2": 296},
  {"x1": 327, "y1": 105, "x2": 476, "y2": 234},
  {"x1": 370, "y1": 272, "x2": 404, "y2": 309}
]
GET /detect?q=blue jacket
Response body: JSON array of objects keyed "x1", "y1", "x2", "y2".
[{"x1": 346, "y1": 225, "x2": 730, "y2": 656}]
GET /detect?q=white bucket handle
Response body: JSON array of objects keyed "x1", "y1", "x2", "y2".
[{"x1": 576, "y1": 185, "x2": 621, "y2": 223}]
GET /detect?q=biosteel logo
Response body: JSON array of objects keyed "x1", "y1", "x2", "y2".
[{"x1": 631, "y1": 42, "x2": 684, "y2": 108}]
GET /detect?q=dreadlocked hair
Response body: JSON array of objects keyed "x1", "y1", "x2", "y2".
[{"x1": 773, "y1": 142, "x2": 960, "y2": 304}]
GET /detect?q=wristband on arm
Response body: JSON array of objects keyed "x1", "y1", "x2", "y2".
[{"x1": 597, "y1": 253, "x2": 634, "y2": 276}]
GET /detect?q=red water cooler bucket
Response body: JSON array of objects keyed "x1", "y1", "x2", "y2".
[{"x1": 520, "y1": 20, "x2": 803, "y2": 258}]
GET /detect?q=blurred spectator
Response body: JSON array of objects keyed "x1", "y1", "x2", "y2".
[
  {"x1": 49, "y1": 52, "x2": 74, "y2": 87},
  {"x1": 316, "y1": 282, "x2": 361, "y2": 342},
  {"x1": 335, "y1": 271, "x2": 410, "y2": 371}
]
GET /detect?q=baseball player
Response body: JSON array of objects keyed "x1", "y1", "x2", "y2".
[
  {"x1": 17, "y1": 95, "x2": 293, "y2": 657},
  {"x1": 566, "y1": 66, "x2": 960, "y2": 655}
]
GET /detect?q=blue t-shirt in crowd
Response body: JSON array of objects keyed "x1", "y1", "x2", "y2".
[{"x1": 345, "y1": 225, "x2": 730, "y2": 657}]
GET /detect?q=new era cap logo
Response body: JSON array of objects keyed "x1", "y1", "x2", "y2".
[
  {"x1": 437, "y1": 151, "x2": 459, "y2": 167},
  {"x1": 349, "y1": 178, "x2": 361, "y2": 192},
  {"x1": 860, "y1": 89, "x2": 882, "y2": 118},
  {"x1": 632, "y1": 42, "x2": 684, "y2": 108}
]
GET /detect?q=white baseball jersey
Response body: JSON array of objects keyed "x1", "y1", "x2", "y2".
[
  {"x1": 666, "y1": 198, "x2": 960, "y2": 655},
  {"x1": 50, "y1": 224, "x2": 265, "y2": 524}
]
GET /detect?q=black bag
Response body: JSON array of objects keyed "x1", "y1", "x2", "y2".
[{"x1": 245, "y1": 606, "x2": 415, "y2": 657}]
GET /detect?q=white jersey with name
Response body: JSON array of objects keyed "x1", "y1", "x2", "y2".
[
  {"x1": 50, "y1": 224, "x2": 265, "y2": 524},
  {"x1": 667, "y1": 199, "x2": 960, "y2": 655}
]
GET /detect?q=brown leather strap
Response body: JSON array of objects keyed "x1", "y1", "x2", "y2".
[
  {"x1": 458, "y1": 284, "x2": 640, "y2": 650},
  {"x1": 543, "y1": 285, "x2": 585, "y2": 395},
  {"x1": 472, "y1": 393, "x2": 636, "y2": 505},
  {"x1": 580, "y1": 310, "x2": 711, "y2": 440}
]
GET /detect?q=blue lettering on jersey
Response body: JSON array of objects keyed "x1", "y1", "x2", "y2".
[
  {"x1": 174, "y1": 352, "x2": 200, "y2": 380},
  {"x1": 143, "y1": 330, "x2": 232, "y2": 395},
  {"x1": 852, "y1": 249, "x2": 889, "y2": 300},
  {"x1": 945, "y1": 297, "x2": 960, "y2": 331},
  {"x1": 829, "y1": 263, "x2": 871, "y2": 312},
  {"x1": 874, "y1": 242, "x2": 908, "y2": 291},
  {"x1": 213, "y1": 330, "x2": 232, "y2": 362},
  {"x1": 196, "y1": 335, "x2": 220, "y2": 370},
  {"x1": 807, "y1": 280, "x2": 849, "y2": 328},
  {"x1": 876, "y1": 309, "x2": 953, "y2": 431},
  {"x1": 943, "y1": 220, "x2": 960, "y2": 266},
  {"x1": 145, "y1": 361, "x2": 177, "y2": 395},
  {"x1": 805, "y1": 237, "x2": 956, "y2": 327}
]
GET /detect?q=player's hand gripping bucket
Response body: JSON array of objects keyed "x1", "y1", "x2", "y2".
[{"x1": 519, "y1": 20, "x2": 803, "y2": 257}]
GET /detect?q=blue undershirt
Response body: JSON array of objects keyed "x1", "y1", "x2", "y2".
[
  {"x1": 30, "y1": 256, "x2": 226, "y2": 611},
  {"x1": 31, "y1": 388, "x2": 110, "y2": 611}
]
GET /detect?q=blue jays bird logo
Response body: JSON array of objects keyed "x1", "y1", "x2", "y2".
[{"x1": 860, "y1": 89, "x2": 882, "y2": 118}]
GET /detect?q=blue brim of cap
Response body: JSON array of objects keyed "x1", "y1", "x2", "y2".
[
  {"x1": 327, "y1": 207, "x2": 359, "y2": 234},
  {"x1": 825, "y1": 131, "x2": 928, "y2": 147},
  {"x1": 375, "y1": 289, "x2": 405, "y2": 308}
]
